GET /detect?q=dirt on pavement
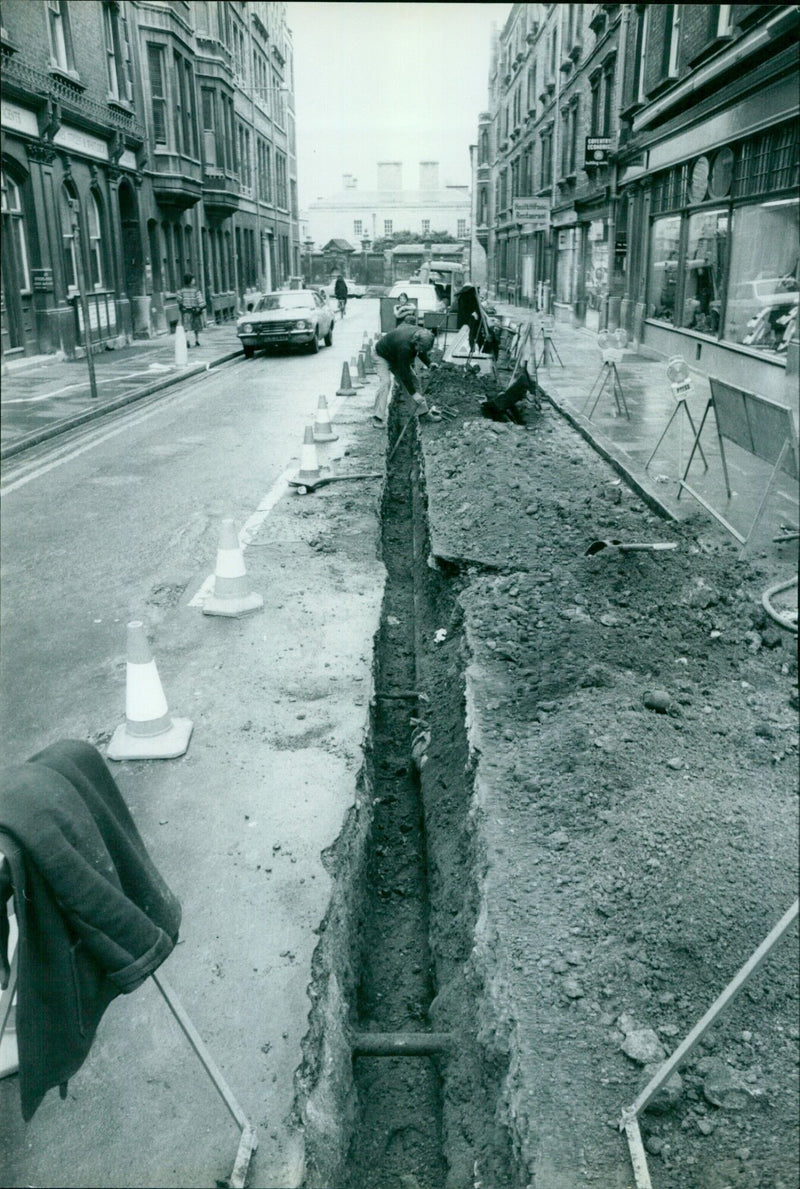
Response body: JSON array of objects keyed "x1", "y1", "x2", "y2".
[{"x1": 406, "y1": 362, "x2": 798, "y2": 1187}]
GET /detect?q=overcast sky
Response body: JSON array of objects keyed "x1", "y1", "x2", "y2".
[{"x1": 286, "y1": 3, "x2": 510, "y2": 207}]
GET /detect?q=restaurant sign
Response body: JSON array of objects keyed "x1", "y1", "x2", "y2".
[{"x1": 512, "y1": 198, "x2": 550, "y2": 231}]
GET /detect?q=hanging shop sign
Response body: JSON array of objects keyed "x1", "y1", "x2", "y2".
[
  {"x1": 512, "y1": 198, "x2": 550, "y2": 231},
  {"x1": 585, "y1": 137, "x2": 613, "y2": 167}
]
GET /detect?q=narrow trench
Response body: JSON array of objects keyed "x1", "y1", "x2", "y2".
[{"x1": 344, "y1": 402, "x2": 447, "y2": 1188}]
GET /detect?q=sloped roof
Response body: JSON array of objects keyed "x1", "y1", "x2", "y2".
[{"x1": 322, "y1": 238, "x2": 356, "y2": 253}]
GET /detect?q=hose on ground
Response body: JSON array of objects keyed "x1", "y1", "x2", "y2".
[{"x1": 761, "y1": 576, "x2": 798, "y2": 634}]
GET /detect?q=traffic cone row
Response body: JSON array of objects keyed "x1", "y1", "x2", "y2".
[{"x1": 108, "y1": 330, "x2": 383, "y2": 761}]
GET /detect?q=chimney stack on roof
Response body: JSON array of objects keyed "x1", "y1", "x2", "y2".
[
  {"x1": 377, "y1": 161, "x2": 403, "y2": 191},
  {"x1": 419, "y1": 161, "x2": 439, "y2": 191}
]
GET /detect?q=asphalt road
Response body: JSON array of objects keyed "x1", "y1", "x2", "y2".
[
  {"x1": 0, "y1": 306, "x2": 372, "y2": 761},
  {"x1": 0, "y1": 300, "x2": 386, "y2": 1188}
]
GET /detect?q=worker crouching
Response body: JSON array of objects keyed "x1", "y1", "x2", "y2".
[{"x1": 372, "y1": 324, "x2": 438, "y2": 428}]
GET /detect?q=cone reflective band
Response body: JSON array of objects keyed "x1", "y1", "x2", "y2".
[
  {"x1": 298, "y1": 425, "x2": 321, "y2": 481},
  {"x1": 313, "y1": 396, "x2": 339, "y2": 442},
  {"x1": 350, "y1": 356, "x2": 364, "y2": 388},
  {"x1": 336, "y1": 362, "x2": 357, "y2": 396},
  {"x1": 107, "y1": 621, "x2": 193, "y2": 760},
  {"x1": 125, "y1": 621, "x2": 171, "y2": 735},
  {"x1": 203, "y1": 518, "x2": 263, "y2": 617}
]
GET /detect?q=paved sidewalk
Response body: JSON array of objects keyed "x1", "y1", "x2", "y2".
[
  {"x1": 1, "y1": 323, "x2": 242, "y2": 458},
  {"x1": 492, "y1": 302, "x2": 799, "y2": 563}
]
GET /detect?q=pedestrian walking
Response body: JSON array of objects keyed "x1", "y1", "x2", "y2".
[
  {"x1": 334, "y1": 274, "x2": 348, "y2": 318},
  {"x1": 178, "y1": 273, "x2": 206, "y2": 347},
  {"x1": 372, "y1": 323, "x2": 439, "y2": 427}
]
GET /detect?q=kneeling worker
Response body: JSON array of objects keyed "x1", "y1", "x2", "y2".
[{"x1": 372, "y1": 323, "x2": 437, "y2": 428}]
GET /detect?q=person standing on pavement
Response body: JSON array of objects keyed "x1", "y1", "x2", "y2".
[
  {"x1": 372, "y1": 323, "x2": 438, "y2": 427},
  {"x1": 334, "y1": 274, "x2": 348, "y2": 318},
  {"x1": 178, "y1": 274, "x2": 205, "y2": 347}
]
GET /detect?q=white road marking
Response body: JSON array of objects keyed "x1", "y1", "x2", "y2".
[{"x1": 188, "y1": 391, "x2": 352, "y2": 606}]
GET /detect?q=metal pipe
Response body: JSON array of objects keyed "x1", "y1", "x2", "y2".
[{"x1": 352, "y1": 1032, "x2": 453, "y2": 1057}]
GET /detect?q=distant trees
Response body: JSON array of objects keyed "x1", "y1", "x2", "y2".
[{"x1": 371, "y1": 230, "x2": 460, "y2": 252}]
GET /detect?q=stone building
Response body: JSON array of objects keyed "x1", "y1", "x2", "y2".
[
  {"x1": 477, "y1": 4, "x2": 799, "y2": 404},
  {"x1": 475, "y1": 3, "x2": 623, "y2": 329},
  {"x1": 616, "y1": 2, "x2": 799, "y2": 404},
  {"x1": 304, "y1": 162, "x2": 471, "y2": 251},
  {"x1": 1, "y1": 0, "x2": 300, "y2": 360}
]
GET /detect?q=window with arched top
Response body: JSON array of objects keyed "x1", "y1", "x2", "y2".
[
  {"x1": 87, "y1": 191, "x2": 105, "y2": 289},
  {"x1": 1, "y1": 169, "x2": 32, "y2": 293},
  {"x1": 59, "y1": 182, "x2": 79, "y2": 292}
]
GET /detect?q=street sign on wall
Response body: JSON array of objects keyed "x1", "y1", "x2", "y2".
[
  {"x1": 512, "y1": 198, "x2": 550, "y2": 231},
  {"x1": 585, "y1": 137, "x2": 613, "y2": 167}
]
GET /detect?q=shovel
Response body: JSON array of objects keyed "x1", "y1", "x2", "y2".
[
  {"x1": 289, "y1": 472, "x2": 381, "y2": 494},
  {"x1": 585, "y1": 539, "x2": 678, "y2": 556}
]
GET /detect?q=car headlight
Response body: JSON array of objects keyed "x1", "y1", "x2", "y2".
[
  {"x1": 241, "y1": 323, "x2": 253, "y2": 334},
  {"x1": 295, "y1": 320, "x2": 309, "y2": 330}
]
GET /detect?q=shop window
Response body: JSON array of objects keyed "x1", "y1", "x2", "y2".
[
  {"x1": 87, "y1": 191, "x2": 105, "y2": 290},
  {"x1": 723, "y1": 198, "x2": 799, "y2": 356},
  {"x1": 47, "y1": 0, "x2": 76, "y2": 73},
  {"x1": 681, "y1": 209, "x2": 727, "y2": 333},
  {"x1": 59, "y1": 183, "x2": 79, "y2": 292},
  {"x1": 1, "y1": 171, "x2": 31, "y2": 293},
  {"x1": 647, "y1": 214, "x2": 681, "y2": 323}
]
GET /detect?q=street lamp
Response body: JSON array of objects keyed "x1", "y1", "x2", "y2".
[{"x1": 69, "y1": 199, "x2": 98, "y2": 400}]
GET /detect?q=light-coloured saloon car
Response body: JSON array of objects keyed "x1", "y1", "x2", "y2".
[{"x1": 237, "y1": 289, "x2": 335, "y2": 357}]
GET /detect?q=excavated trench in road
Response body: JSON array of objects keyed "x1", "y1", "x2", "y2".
[{"x1": 295, "y1": 402, "x2": 517, "y2": 1187}]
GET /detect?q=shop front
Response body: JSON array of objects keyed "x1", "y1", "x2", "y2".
[
  {"x1": 631, "y1": 112, "x2": 798, "y2": 406},
  {"x1": 552, "y1": 209, "x2": 578, "y2": 324}
]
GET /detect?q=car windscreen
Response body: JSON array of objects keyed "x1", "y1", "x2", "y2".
[{"x1": 255, "y1": 293, "x2": 311, "y2": 311}]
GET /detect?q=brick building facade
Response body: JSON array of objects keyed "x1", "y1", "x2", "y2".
[
  {"x1": 477, "y1": 4, "x2": 799, "y2": 404},
  {"x1": 1, "y1": 0, "x2": 299, "y2": 360}
]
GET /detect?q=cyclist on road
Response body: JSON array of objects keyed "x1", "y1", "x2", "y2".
[{"x1": 334, "y1": 274, "x2": 348, "y2": 318}]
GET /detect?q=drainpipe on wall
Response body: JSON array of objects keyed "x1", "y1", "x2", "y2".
[{"x1": 548, "y1": 6, "x2": 564, "y2": 316}]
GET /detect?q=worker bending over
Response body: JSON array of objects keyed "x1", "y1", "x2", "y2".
[{"x1": 372, "y1": 324, "x2": 438, "y2": 428}]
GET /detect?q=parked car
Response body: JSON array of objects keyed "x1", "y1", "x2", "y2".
[
  {"x1": 322, "y1": 277, "x2": 366, "y2": 299},
  {"x1": 237, "y1": 290, "x2": 334, "y2": 356}
]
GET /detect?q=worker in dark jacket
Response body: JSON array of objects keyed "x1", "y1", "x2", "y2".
[
  {"x1": 372, "y1": 323, "x2": 437, "y2": 427},
  {"x1": 0, "y1": 740, "x2": 181, "y2": 1120}
]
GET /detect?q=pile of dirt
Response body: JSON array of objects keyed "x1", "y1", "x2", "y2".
[{"x1": 412, "y1": 365, "x2": 798, "y2": 1187}]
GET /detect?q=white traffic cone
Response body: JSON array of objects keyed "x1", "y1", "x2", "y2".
[
  {"x1": 313, "y1": 396, "x2": 339, "y2": 443},
  {"x1": 174, "y1": 323, "x2": 188, "y2": 368},
  {"x1": 350, "y1": 356, "x2": 365, "y2": 388},
  {"x1": 357, "y1": 351, "x2": 368, "y2": 384},
  {"x1": 364, "y1": 343, "x2": 377, "y2": 375},
  {"x1": 290, "y1": 425, "x2": 321, "y2": 487},
  {"x1": 202, "y1": 518, "x2": 263, "y2": 617},
  {"x1": 107, "y1": 621, "x2": 193, "y2": 760},
  {"x1": 336, "y1": 361, "x2": 358, "y2": 396}
]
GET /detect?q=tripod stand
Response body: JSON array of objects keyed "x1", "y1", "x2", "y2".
[
  {"x1": 583, "y1": 357, "x2": 630, "y2": 420},
  {"x1": 645, "y1": 394, "x2": 708, "y2": 473}
]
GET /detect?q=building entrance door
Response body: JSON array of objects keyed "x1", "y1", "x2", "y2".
[{"x1": 118, "y1": 180, "x2": 144, "y2": 297}]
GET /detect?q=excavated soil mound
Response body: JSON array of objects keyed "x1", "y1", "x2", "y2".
[{"x1": 415, "y1": 366, "x2": 798, "y2": 1188}]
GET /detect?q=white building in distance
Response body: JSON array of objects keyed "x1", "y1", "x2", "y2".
[{"x1": 304, "y1": 162, "x2": 471, "y2": 247}]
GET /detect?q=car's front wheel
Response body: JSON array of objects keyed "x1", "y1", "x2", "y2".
[
  {"x1": 307, "y1": 329, "x2": 320, "y2": 354},
  {"x1": 243, "y1": 345, "x2": 255, "y2": 359},
  {"x1": 324, "y1": 322, "x2": 333, "y2": 347}
]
